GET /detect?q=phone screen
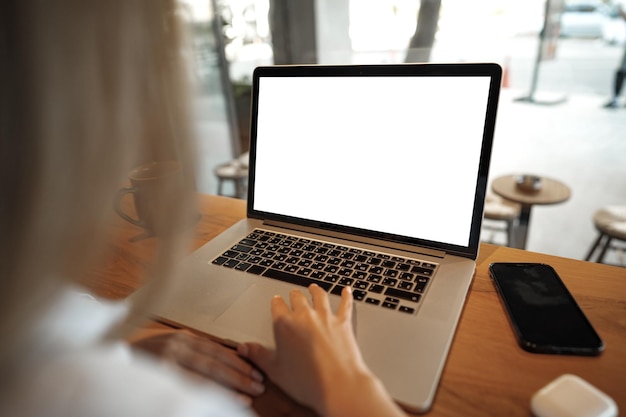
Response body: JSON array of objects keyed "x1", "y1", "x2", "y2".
[{"x1": 489, "y1": 263, "x2": 604, "y2": 356}]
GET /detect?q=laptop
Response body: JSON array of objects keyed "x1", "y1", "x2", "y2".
[{"x1": 151, "y1": 63, "x2": 501, "y2": 413}]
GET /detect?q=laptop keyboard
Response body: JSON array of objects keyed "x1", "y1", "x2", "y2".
[{"x1": 211, "y1": 229, "x2": 437, "y2": 315}]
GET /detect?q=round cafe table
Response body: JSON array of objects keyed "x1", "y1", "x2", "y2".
[{"x1": 491, "y1": 174, "x2": 571, "y2": 249}]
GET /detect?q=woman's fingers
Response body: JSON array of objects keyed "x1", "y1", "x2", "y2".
[
  {"x1": 337, "y1": 286, "x2": 354, "y2": 323},
  {"x1": 309, "y1": 284, "x2": 332, "y2": 314},
  {"x1": 270, "y1": 294, "x2": 291, "y2": 318},
  {"x1": 275, "y1": 285, "x2": 351, "y2": 323},
  {"x1": 132, "y1": 330, "x2": 265, "y2": 396},
  {"x1": 188, "y1": 335, "x2": 261, "y2": 379},
  {"x1": 176, "y1": 346, "x2": 265, "y2": 396},
  {"x1": 289, "y1": 288, "x2": 310, "y2": 312},
  {"x1": 238, "y1": 343, "x2": 275, "y2": 376}
]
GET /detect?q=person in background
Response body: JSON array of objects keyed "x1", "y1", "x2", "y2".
[
  {"x1": 0, "y1": 1, "x2": 405, "y2": 417},
  {"x1": 604, "y1": 0, "x2": 626, "y2": 108}
]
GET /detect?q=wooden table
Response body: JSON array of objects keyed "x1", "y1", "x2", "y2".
[
  {"x1": 492, "y1": 174, "x2": 571, "y2": 249},
  {"x1": 88, "y1": 194, "x2": 625, "y2": 417}
]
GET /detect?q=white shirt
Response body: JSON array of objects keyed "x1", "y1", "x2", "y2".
[{"x1": 2, "y1": 287, "x2": 254, "y2": 417}]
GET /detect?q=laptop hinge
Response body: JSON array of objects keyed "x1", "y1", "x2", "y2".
[{"x1": 262, "y1": 220, "x2": 446, "y2": 259}]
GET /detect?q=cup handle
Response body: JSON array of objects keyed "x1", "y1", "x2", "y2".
[{"x1": 115, "y1": 187, "x2": 142, "y2": 227}]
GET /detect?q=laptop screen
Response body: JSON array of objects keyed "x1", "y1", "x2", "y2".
[{"x1": 248, "y1": 64, "x2": 500, "y2": 258}]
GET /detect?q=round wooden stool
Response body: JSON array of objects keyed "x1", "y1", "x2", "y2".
[
  {"x1": 482, "y1": 194, "x2": 521, "y2": 246},
  {"x1": 585, "y1": 206, "x2": 626, "y2": 264},
  {"x1": 214, "y1": 153, "x2": 249, "y2": 199}
]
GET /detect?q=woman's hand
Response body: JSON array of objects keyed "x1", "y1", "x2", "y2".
[
  {"x1": 129, "y1": 328, "x2": 264, "y2": 402},
  {"x1": 238, "y1": 284, "x2": 404, "y2": 417}
]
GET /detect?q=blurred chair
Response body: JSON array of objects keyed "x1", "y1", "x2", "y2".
[
  {"x1": 214, "y1": 152, "x2": 249, "y2": 199},
  {"x1": 482, "y1": 194, "x2": 521, "y2": 247},
  {"x1": 585, "y1": 205, "x2": 626, "y2": 264}
]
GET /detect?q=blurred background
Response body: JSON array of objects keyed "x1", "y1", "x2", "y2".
[{"x1": 177, "y1": 0, "x2": 626, "y2": 265}]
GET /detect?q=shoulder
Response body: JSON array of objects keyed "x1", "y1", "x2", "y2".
[{"x1": 7, "y1": 343, "x2": 254, "y2": 417}]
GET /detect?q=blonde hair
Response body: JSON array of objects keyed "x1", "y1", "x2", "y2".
[{"x1": 0, "y1": 0, "x2": 197, "y2": 375}]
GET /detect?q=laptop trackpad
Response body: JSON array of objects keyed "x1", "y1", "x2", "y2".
[{"x1": 213, "y1": 282, "x2": 291, "y2": 347}]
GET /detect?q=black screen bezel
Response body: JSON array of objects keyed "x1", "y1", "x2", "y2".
[{"x1": 246, "y1": 63, "x2": 502, "y2": 259}]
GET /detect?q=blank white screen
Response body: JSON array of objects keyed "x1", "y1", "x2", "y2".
[{"x1": 253, "y1": 75, "x2": 490, "y2": 247}]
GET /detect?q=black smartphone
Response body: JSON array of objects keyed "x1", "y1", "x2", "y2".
[{"x1": 489, "y1": 262, "x2": 604, "y2": 356}]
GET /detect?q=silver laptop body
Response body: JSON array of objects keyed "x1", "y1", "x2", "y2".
[{"x1": 151, "y1": 63, "x2": 501, "y2": 413}]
